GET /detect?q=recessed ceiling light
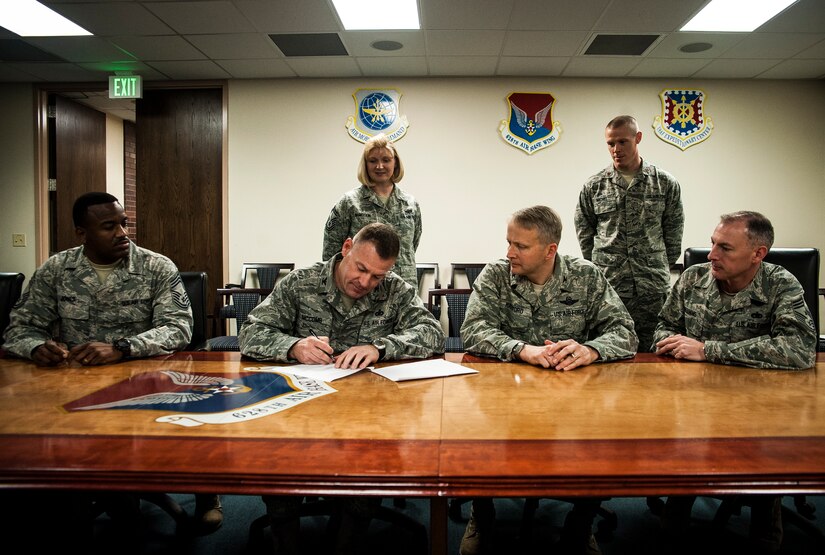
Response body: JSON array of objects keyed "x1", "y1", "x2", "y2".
[
  {"x1": 0, "y1": 0, "x2": 91, "y2": 36},
  {"x1": 371, "y1": 40, "x2": 403, "y2": 51},
  {"x1": 679, "y1": 42, "x2": 713, "y2": 53},
  {"x1": 331, "y1": 0, "x2": 420, "y2": 30},
  {"x1": 681, "y1": 0, "x2": 798, "y2": 32}
]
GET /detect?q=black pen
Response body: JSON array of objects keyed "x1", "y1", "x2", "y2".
[{"x1": 309, "y1": 329, "x2": 334, "y2": 361}]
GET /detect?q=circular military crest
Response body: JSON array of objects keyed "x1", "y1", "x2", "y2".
[{"x1": 358, "y1": 92, "x2": 397, "y2": 131}]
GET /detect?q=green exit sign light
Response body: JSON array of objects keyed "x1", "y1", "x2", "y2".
[{"x1": 109, "y1": 75, "x2": 143, "y2": 99}]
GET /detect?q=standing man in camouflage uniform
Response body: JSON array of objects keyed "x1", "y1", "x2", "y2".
[
  {"x1": 3, "y1": 192, "x2": 222, "y2": 539},
  {"x1": 459, "y1": 206, "x2": 637, "y2": 555},
  {"x1": 240, "y1": 222, "x2": 443, "y2": 554},
  {"x1": 575, "y1": 115, "x2": 684, "y2": 352},
  {"x1": 322, "y1": 133, "x2": 422, "y2": 287},
  {"x1": 654, "y1": 211, "x2": 816, "y2": 552}
]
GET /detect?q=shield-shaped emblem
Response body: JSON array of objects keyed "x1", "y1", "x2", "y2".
[
  {"x1": 652, "y1": 89, "x2": 714, "y2": 150},
  {"x1": 346, "y1": 88, "x2": 409, "y2": 143},
  {"x1": 499, "y1": 92, "x2": 562, "y2": 155}
]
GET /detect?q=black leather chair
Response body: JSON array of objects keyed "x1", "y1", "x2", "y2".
[
  {"x1": 208, "y1": 288, "x2": 272, "y2": 351},
  {"x1": 683, "y1": 247, "x2": 820, "y2": 339},
  {"x1": 426, "y1": 288, "x2": 472, "y2": 353},
  {"x1": 179, "y1": 271, "x2": 208, "y2": 351},
  {"x1": 448, "y1": 263, "x2": 486, "y2": 289},
  {"x1": 0, "y1": 272, "x2": 25, "y2": 347},
  {"x1": 682, "y1": 247, "x2": 823, "y2": 544}
]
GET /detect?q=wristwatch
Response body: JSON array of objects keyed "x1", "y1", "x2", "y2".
[
  {"x1": 372, "y1": 339, "x2": 387, "y2": 361},
  {"x1": 511, "y1": 341, "x2": 526, "y2": 361},
  {"x1": 113, "y1": 337, "x2": 131, "y2": 359}
]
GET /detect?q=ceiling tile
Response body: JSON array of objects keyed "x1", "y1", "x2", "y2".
[
  {"x1": 758, "y1": 0, "x2": 825, "y2": 33},
  {"x1": 0, "y1": 63, "x2": 44, "y2": 81},
  {"x1": 110, "y1": 36, "x2": 207, "y2": 61},
  {"x1": 627, "y1": 58, "x2": 710, "y2": 77},
  {"x1": 214, "y1": 59, "x2": 296, "y2": 78},
  {"x1": 145, "y1": 1, "x2": 255, "y2": 35},
  {"x1": 7, "y1": 62, "x2": 107, "y2": 82},
  {"x1": 357, "y1": 56, "x2": 428, "y2": 76},
  {"x1": 76, "y1": 61, "x2": 168, "y2": 81},
  {"x1": 284, "y1": 57, "x2": 362, "y2": 78},
  {"x1": 146, "y1": 59, "x2": 232, "y2": 80},
  {"x1": 794, "y1": 38, "x2": 825, "y2": 58},
  {"x1": 235, "y1": 0, "x2": 340, "y2": 33},
  {"x1": 646, "y1": 32, "x2": 747, "y2": 59},
  {"x1": 721, "y1": 32, "x2": 825, "y2": 59},
  {"x1": 594, "y1": 0, "x2": 707, "y2": 33},
  {"x1": 420, "y1": 0, "x2": 514, "y2": 30},
  {"x1": 496, "y1": 56, "x2": 570, "y2": 76},
  {"x1": 340, "y1": 31, "x2": 425, "y2": 57},
  {"x1": 186, "y1": 33, "x2": 281, "y2": 59},
  {"x1": 503, "y1": 31, "x2": 589, "y2": 57},
  {"x1": 692, "y1": 58, "x2": 782, "y2": 79},
  {"x1": 562, "y1": 56, "x2": 641, "y2": 77},
  {"x1": 426, "y1": 30, "x2": 505, "y2": 56},
  {"x1": 23, "y1": 37, "x2": 136, "y2": 63},
  {"x1": 508, "y1": 0, "x2": 610, "y2": 31},
  {"x1": 756, "y1": 58, "x2": 825, "y2": 79},
  {"x1": 428, "y1": 56, "x2": 498, "y2": 75},
  {"x1": 43, "y1": 2, "x2": 175, "y2": 36}
]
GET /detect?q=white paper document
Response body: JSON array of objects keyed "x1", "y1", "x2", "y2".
[{"x1": 247, "y1": 358, "x2": 477, "y2": 383}]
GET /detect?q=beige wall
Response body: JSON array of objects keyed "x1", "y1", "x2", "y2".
[
  {"x1": 0, "y1": 84, "x2": 36, "y2": 281},
  {"x1": 105, "y1": 114, "x2": 124, "y2": 200},
  {"x1": 227, "y1": 78, "x2": 825, "y2": 296}
]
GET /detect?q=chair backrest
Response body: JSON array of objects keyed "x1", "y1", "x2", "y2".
[
  {"x1": 0, "y1": 272, "x2": 25, "y2": 346},
  {"x1": 415, "y1": 262, "x2": 440, "y2": 289},
  {"x1": 427, "y1": 288, "x2": 472, "y2": 352},
  {"x1": 683, "y1": 247, "x2": 820, "y2": 337},
  {"x1": 179, "y1": 271, "x2": 208, "y2": 350},
  {"x1": 215, "y1": 288, "x2": 272, "y2": 331},
  {"x1": 233, "y1": 263, "x2": 295, "y2": 289},
  {"x1": 448, "y1": 263, "x2": 486, "y2": 289}
]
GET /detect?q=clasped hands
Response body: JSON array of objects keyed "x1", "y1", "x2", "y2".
[
  {"x1": 518, "y1": 339, "x2": 599, "y2": 371},
  {"x1": 288, "y1": 335, "x2": 379, "y2": 370},
  {"x1": 32, "y1": 340, "x2": 124, "y2": 367},
  {"x1": 654, "y1": 334, "x2": 706, "y2": 361}
]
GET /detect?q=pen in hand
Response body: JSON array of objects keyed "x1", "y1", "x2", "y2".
[{"x1": 308, "y1": 329, "x2": 334, "y2": 363}]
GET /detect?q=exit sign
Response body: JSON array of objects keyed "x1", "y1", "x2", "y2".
[{"x1": 108, "y1": 75, "x2": 143, "y2": 99}]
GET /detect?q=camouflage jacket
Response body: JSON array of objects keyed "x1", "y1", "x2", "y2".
[
  {"x1": 461, "y1": 256, "x2": 638, "y2": 362},
  {"x1": 574, "y1": 160, "x2": 684, "y2": 295},
  {"x1": 239, "y1": 254, "x2": 444, "y2": 362},
  {"x1": 653, "y1": 262, "x2": 816, "y2": 369},
  {"x1": 322, "y1": 184, "x2": 422, "y2": 287},
  {"x1": 3, "y1": 243, "x2": 192, "y2": 359}
]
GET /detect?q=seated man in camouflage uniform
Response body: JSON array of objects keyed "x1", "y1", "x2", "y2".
[
  {"x1": 239, "y1": 221, "x2": 444, "y2": 554},
  {"x1": 654, "y1": 211, "x2": 816, "y2": 552},
  {"x1": 3, "y1": 192, "x2": 222, "y2": 539},
  {"x1": 459, "y1": 205, "x2": 638, "y2": 555}
]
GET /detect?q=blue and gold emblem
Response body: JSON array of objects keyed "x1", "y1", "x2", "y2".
[
  {"x1": 499, "y1": 92, "x2": 562, "y2": 155},
  {"x1": 653, "y1": 89, "x2": 714, "y2": 150},
  {"x1": 346, "y1": 88, "x2": 409, "y2": 143}
]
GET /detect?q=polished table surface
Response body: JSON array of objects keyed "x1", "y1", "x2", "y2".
[{"x1": 1, "y1": 351, "x2": 824, "y2": 499}]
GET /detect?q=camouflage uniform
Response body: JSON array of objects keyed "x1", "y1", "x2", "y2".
[
  {"x1": 461, "y1": 256, "x2": 638, "y2": 361},
  {"x1": 574, "y1": 160, "x2": 684, "y2": 352},
  {"x1": 653, "y1": 262, "x2": 816, "y2": 369},
  {"x1": 322, "y1": 184, "x2": 422, "y2": 287},
  {"x1": 3, "y1": 242, "x2": 192, "y2": 359},
  {"x1": 239, "y1": 253, "x2": 444, "y2": 361}
]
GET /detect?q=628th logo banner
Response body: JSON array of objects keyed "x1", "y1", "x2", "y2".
[{"x1": 346, "y1": 88, "x2": 409, "y2": 143}]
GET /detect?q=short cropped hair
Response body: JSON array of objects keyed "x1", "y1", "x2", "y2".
[
  {"x1": 353, "y1": 222, "x2": 401, "y2": 260},
  {"x1": 720, "y1": 211, "x2": 775, "y2": 250},
  {"x1": 606, "y1": 115, "x2": 638, "y2": 133},
  {"x1": 73, "y1": 192, "x2": 120, "y2": 228},
  {"x1": 357, "y1": 134, "x2": 405, "y2": 186},
  {"x1": 511, "y1": 205, "x2": 563, "y2": 245}
]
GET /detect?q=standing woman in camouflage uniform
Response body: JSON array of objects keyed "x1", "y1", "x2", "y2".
[{"x1": 322, "y1": 133, "x2": 422, "y2": 287}]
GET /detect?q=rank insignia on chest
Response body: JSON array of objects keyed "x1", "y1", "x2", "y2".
[{"x1": 559, "y1": 296, "x2": 577, "y2": 306}]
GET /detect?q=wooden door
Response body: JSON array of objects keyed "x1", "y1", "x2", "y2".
[
  {"x1": 53, "y1": 95, "x2": 106, "y2": 253},
  {"x1": 135, "y1": 88, "x2": 223, "y2": 320}
]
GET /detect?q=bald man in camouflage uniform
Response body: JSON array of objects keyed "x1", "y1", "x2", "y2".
[
  {"x1": 240, "y1": 222, "x2": 443, "y2": 555},
  {"x1": 575, "y1": 115, "x2": 684, "y2": 352},
  {"x1": 654, "y1": 211, "x2": 816, "y2": 553},
  {"x1": 459, "y1": 206, "x2": 637, "y2": 555}
]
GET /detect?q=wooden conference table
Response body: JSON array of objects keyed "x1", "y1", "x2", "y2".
[{"x1": 1, "y1": 351, "x2": 824, "y2": 554}]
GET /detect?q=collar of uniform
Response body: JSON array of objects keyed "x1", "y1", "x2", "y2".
[
  {"x1": 359, "y1": 183, "x2": 396, "y2": 207},
  {"x1": 605, "y1": 158, "x2": 651, "y2": 180},
  {"x1": 697, "y1": 261, "x2": 769, "y2": 307},
  {"x1": 508, "y1": 254, "x2": 569, "y2": 297}
]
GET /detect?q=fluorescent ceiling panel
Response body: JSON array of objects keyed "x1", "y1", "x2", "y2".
[
  {"x1": 0, "y1": 0, "x2": 91, "y2": 36},
  {"x1": 331, "y1": 0, "x2": 420, "y2": 30},
  {"x1": 681, "y1": 0, "x2": 798, "y2": 32}
]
